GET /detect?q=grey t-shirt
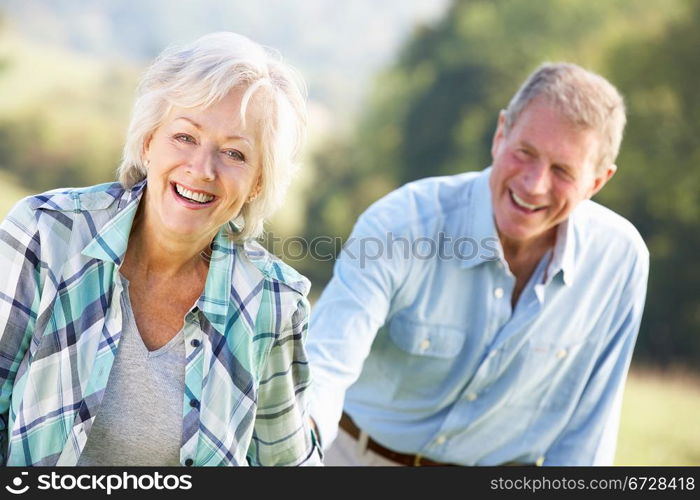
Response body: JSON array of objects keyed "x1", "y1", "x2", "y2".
[{"x1": 77, "y1": 274, "x2": 186, "y2": 466}]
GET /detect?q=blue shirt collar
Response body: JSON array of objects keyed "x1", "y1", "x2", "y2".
[
  {"x1": 459, "y1": 167, "x2": 502, "y2": 270},
  {"x1": 81, "y1": 180, "x2": 267, "y2": 336},
  {"x1": 546, "y1": 216, "x2": 575, "y2": 286},
  {"x1": 461, "y1": 168, "x2": 575, "y2": 286}
]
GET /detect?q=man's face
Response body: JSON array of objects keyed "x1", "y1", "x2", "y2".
[{"x1": 489, "y1": 97, "x2": 616, "y2": 251}]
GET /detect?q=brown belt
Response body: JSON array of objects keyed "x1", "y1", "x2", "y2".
[{"x1": 339, "y1": 413, "x2": 455, "y2": 466}]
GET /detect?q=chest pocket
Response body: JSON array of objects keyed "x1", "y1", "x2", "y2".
[
  {"x1": 506, "y1": 336, "x2": 596, "y2": 411},
  {"x1": 384, "y1": 316, "x2": 467, "y2": 402},
  {"x1": 388, "y1": 317, "x2": 466, "y2": 358}
]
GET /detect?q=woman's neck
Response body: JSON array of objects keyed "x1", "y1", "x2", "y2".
[{"x1": 121, "y1": 206, "x2": 213, "y2": 281}]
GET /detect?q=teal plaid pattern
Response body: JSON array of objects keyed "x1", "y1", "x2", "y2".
[{"x1": 0, "y1": 181, "x2": 320, "y2": 466}]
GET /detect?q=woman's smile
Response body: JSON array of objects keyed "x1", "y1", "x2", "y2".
[{"x1": 170, "y1": 181, "x2": 217, "y2": 208}]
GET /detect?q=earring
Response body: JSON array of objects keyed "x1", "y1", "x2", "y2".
[{"x1": 144, "y1": 159, "x2": 151, "y2": 168}]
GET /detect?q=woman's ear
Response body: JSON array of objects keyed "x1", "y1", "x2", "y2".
[
  {"x1": 142, "y1": 134, "x2": 154, "y2": 167},
  {"x1": 248, "y1": 175, "x2": 263, "y2": 202}
]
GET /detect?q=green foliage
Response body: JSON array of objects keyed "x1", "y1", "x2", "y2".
[
  {"x1": 302, "y1": 0, "x2": 697, "y2": 367},
  {"x1": 599, "y1": 0, "x2": 700, "y2": 365},
  {"x1": 0, "y1": 32, "x2": 136, "y2": 192},
  {"x1": 0, "y1": 170, "x2": 31, "y2": 220},
  {"x1": 1, "y1": 0, "x2": 698, "y2": 366}
]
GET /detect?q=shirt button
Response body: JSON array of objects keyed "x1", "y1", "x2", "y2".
[
  {"x1": 536, "y1": 456, "x2": 545, "y2": 466},
  {"x1": 190, "y1": 399, "x2": 200, "y2": 409},
  {"x1": 191, "y1": 339, "x2": 201, "y2": 348},
  {"x1": 556, "y1": 349, "x2": 568, "y2": 359},
  {"x1": 185, "y1": 458, "x2": 194, "y2": 466},
  {"x1": 419, "y1": 339, "x2": 431, "y2": 351},
  {"x1": 466, "y1": 392, "x2": 477, "y2": 401},
  {"x1": 435, "y1": 435, "x2": 447, "y2": 445},
  {"x1": 493, "y1": 288, "x2": 504, "y2": 299}
]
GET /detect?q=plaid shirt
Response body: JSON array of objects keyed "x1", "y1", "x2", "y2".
[{"x1": 0, "y1": 181, "x2": 320, "y2": 466}]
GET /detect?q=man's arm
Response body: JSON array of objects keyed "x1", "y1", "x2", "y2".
[
  {"x1": 306, "y1": 199, "x2": 411, "y2": 449},
  {"x1": 544, "y1": 248, "x2": 649, "y2": 465}
]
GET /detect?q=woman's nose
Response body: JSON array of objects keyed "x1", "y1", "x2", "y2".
[{"x1": 187, "y1": 149, "x2": 216, "y2": 181}]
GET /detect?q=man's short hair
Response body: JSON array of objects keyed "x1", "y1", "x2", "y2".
[{"x1": 503, "y1": 62, "x2": 626, "y2": 172}]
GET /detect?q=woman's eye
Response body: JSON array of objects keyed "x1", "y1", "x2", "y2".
[
  {"x1": 174, "y1": 134, "x2": 195, "y2": 144},
  {"x1": 223, "y1": 150, "x2": 245, "y2": 162}
]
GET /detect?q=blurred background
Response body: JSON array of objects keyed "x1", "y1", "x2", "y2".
[{"x1": 0, "y1": 0, "x2": 697, "y2": 465}]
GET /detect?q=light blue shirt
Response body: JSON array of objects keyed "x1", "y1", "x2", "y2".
[{"x1": 307, "y1": 168, "x2": 648, "y2": 465}]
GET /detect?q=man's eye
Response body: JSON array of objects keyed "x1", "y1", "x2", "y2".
[
  {"x1": 174, "y1": 134, "x2": 195, "y2": 144},
  {"x1": 223, "y1": 150, "x2": 245, "y2": 162},
  {"x1": 515, "y1": 148, "x2": 531, "y2": 159},
  {"x1": 553, "y1": 165, "x2": 573, "y2": 179}
]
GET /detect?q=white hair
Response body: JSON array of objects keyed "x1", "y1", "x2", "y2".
[
  {"x1": 504, "y1": 62, "x2": 626, "y2": 172},
  {"x1": 117, "y1": 32, "x2": 308, "y2": 240}
]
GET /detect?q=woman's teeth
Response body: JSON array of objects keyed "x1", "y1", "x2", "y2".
[{"x1": 175, "y1": 184, "x2": 214, "y2": 203}]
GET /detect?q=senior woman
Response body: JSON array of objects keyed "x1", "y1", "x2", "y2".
[{"x1": 0, "y1": 32, "x2": 320, "y2": 466}]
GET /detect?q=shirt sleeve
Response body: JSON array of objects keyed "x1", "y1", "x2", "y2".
[
  {"x1": 0, "y1": 200, "x2": 42, "y2": 465},
  {"x1": 306, "y1": 199, "x2": 411, "y2": 448},
  {"x1": 544, "y1": 247, "x2": 649, "y2": 465},
  {"x1": 247, "y1": 295, "x2": 322, "y2": 466}
]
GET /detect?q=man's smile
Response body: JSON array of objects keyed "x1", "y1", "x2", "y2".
[{"x1": 509, "y1": 189, "x2": 547, "y2": 213}]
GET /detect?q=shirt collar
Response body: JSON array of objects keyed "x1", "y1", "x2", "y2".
[
  {"x1": 81, "y1": 180, "x2": 146, "y2": 266},
  {"x1": 545, "y1": 211, "x2": 576, "y2": 286},
  {"x1": 459, "y1": 167, "x2": 503, "y2": 270},
  {"x1": 460, "y1": 167, "x2": 576, "y2": 286},
  {"x1": 81, "y1": 180, "x2": 267, "y2": 336}
]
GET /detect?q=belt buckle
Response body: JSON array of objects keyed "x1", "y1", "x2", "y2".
[{"x1": 413, "y1": 454, "x2": 423, "y2": 467}]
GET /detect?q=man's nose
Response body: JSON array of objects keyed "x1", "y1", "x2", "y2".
[{"x1": 522, "y1": 162, "x2": 550, "y2": 195}]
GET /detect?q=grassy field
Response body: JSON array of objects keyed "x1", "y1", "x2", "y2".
[{"x1": 616, "y1": 368, "x2": 700, "y2": 465}]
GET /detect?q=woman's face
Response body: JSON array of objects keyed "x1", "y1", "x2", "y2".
[{"x1": 142, "y1": 87, "x2": 262, "y2": 244}]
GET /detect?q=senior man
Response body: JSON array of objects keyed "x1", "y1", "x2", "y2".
[{"x1": 307, "y1": 62, "x2": 648, "y2": 466}]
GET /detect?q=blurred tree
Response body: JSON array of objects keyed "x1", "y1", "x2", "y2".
[
  {"x1": 301, "y1": 0, "x2": 696, "y2": 367},
  {"x1": 0, "y1": 32, "x2": 135, "y2": 191},
  {"x1": 599, "y1": 0, "x2": 700, "y2": 365}
]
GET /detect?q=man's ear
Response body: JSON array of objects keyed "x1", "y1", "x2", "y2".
[
  {"x1": 491, "y1": 110, "x2": 507, "y2": 160},
  {"x1": 588, "y1": 163, "x2": 617, "y2": 198}
]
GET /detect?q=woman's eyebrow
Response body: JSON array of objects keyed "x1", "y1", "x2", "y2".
[{"x1": 173, "y1": 116, "x2": 252, "y2": 145}]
